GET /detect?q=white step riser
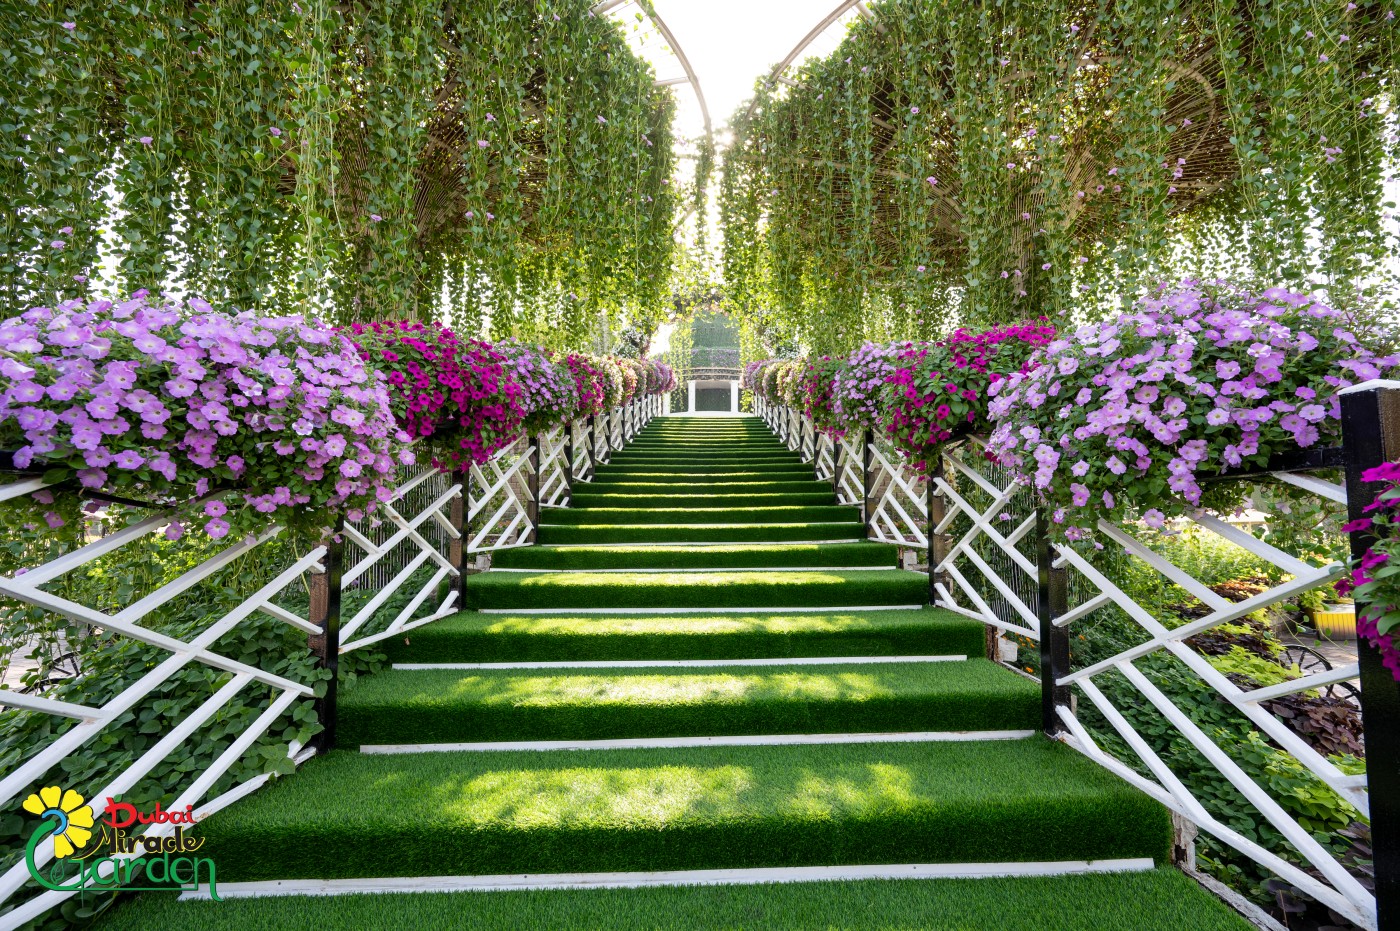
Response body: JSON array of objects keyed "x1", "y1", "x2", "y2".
[
  {"x1": 359, "y1": 730, "x2": 1036, "y2": 755},
  {"x1": 180, "y1": 859, "x2": 1155, "y2": 901},
  {"x1": 393, "y1": 655, "x2": 966, "y2": 670},
  {"x1": 478, "y1": 604, "x2": 926, "y2": 615}
]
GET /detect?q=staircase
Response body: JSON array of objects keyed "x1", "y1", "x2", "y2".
[{"x1": 97, "y1": 416, "x2": 1252, "y2": 930}]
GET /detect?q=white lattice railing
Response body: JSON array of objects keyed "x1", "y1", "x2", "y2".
[
  {"x1": 0, "y1": 460, "x2": 447, "y2": 924},
  {"x1": 0, "y1": 395, "x2": 658, "y2": 925},
  {"x1": 935, "y1": 435, "x2": 1375, "y2": 925},
  {"x1": 339, "y1": 467, "x2": 463, "y2": 655},
  {"x1": 754, "y1": 389, "x2": 1397, "y2": 929},
  {"x1": 932, "y1": 438, "x2": 1041, "y2": 640},
  {"x1": 815, "y1": 432, "x2": 837, "y2": 482},
  {"x1": 466, "y1": 434, "x2": 535, "y2": 555},
  {"x1": 465, "y1": 397, "x2": 657, "y2": 553},
  {"x1": 834, "y1": 432, "x2": 864, "y2": 507}
]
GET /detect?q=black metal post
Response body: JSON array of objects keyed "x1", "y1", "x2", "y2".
[
  {"x1": 1341, "y1": 384, "x2": 1400, "y2": 931},
  {"x1": 926, "y1": 460, "x2": 951, "y2": 609},
  {"x1": 926, "y1": 477, "x2": 937, "y2": 607},
  {"x1": 527, "y1": 433, "x2": 541, "y2": 540},
  {"x1": 831, "y1": 437, "x2": 843, "y2": 495},
  {"x1": 564, "y1": 421, "x2": 574, "y2": 504},
  {"x1": 453, "y1": 466, "x2": 471, "y2": 603},
  {"x1": 308, "y1": 517, "x2": 344, "y2": 752},
  {"x1": 1034, "y1": 508, "x2": 1071, "y2": 737},
  {"x1": 862, "y1": 428, "x2": 874, "y2": 537}
]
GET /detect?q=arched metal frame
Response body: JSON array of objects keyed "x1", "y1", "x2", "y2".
[
  {"x1": 746, "y1": 0, "x2": 871, "y2": 118},
  {"x1": 593, "y1": 0, "x2": 713, "y2": 139}
]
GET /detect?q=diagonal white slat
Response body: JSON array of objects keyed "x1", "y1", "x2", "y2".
[{"x1": 929, "y1": 432, "x2": 1374, "y2": 926}]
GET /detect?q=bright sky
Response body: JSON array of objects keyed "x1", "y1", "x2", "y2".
[
  {"x1": 614, "y1": 0, "x2": 858, "y2": 139},
  {"x1": 607, "y1": 0, "x2": 858, "y2": 357}
]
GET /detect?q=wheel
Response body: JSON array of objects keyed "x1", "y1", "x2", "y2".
[{"x1": 1279, "y1": 643, "x2": 1332, "y2": 674}]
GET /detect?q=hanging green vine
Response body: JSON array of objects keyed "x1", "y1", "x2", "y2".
[
  {"x1": 720, "y1": 0, "x2": 1399, "y2": 356},
  {"x1": 0, "y1": 0, "x2": 679, "y2": 350}
]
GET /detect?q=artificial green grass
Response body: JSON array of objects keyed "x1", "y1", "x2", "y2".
[
  {"x1": 593, "y1": 462, "x2": 816, "y2": 475},
  {"x1": 384, "y1": 608, "x2": 986, "y2": 663},
  {"x1": 466, "y1": 569, "x2": 928, "y2": 610},
  {"x1": 97, "y1": 869, "x2": 1253, "y2": 931},
  {"x1": 192, "y1": 739, "x2": 1171, "y2": 881},
  {"x1": 604, "y1": 455, "x2": 807, "y2": 468},
  {"x1": 490, "y1": 542, "x2": 898, "y2": 571},
  {"x1": 612, "y1": 442, "x2": 795, "y2": 452},
  {"x1": 547, "y1": 505, "x2": 860, "y2": 526},
  {"x1": 568, "y1": 491, "x2": 838, "y2": 508},
  {"x1": 623, "y1": 436, "x2": 792, "y2": 446},
  {"x1": 337, "y1": 658, "x2": 1038, "y2": 746},
  {"x1": 627, "y1": 438, "x2": 780, "y2": 446},
  {"x1": 632, "y1": 434, "x2": 778, "y2": 439},
  {"x1": 616, "y1": 445, "x2": 800, "y2": 456},
  {"x1": 536, "y1": 522, "x2": 868, "y2": 544},
  {"x1": 587, "y1": 470, "x2": 822, "y2": 485},
  {"x1": 622, "y1": 423, "x2": 767, "y2": 431},
  {"x1": 577, "y1": 480, "x2": 837, "y2": 495}
]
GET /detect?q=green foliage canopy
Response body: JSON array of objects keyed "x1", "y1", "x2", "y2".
[
  {"x1": 720, "y1": 0, "x2": 1399, "y2": 355},
  {"x1": 0, "y1": 0, "x2": 679, "y2": 348}
]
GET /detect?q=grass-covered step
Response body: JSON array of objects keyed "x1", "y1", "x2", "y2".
[
  {"x1": 337, "y1": 658, "x2": 1038, "y2": 746},
  {"x1": 465, "y1": 569, "x2": 928, "y2": 610},
  {"x1": 385, "y1": 607, "x2": 983, "y2": 663},
  {"x1": 578, "y1": 480, "x2": 835, "y2": 496},
  {"x1": 632, "y1": 433, "x2": 778, "y2": 441},
  {"x1": 605, "y1": 453, "x2": 805, "y2": 467},
  {"x1": 626, "y1": 440, "x2": 783, "y2": 448},
  {"x1": 623, "y1": 433, "x2": 779, "y2": 439},
  {"x1": 602, "y1": 461, "x2": 807, "y2": 474},
  {"x1": 621, "y1": 436, "x2": 790, "y2": 446},
  {"x1": 547, "y1": 506, "x2": 859, "y2": 527},
  {"x1": 593, "y1": 462, "x2": 815, "y2": 475},
  {"x1": 568, "y1": 492, "x2": 837, "y2": 509},
  {"x1": 625, "y1": 437, "x2": 789, "y2": 446},
  {"x1": 490, "y1": 542, "x2": 897, "y2": 571},
  {"x1": 588, "y1": 469, "x2": 819, "y2": 485},
  {"x1": 97, "y1": 868, "x2": 1253, "y2": 931},
  {"x1": 190, "y1": 739, "x2": 1172, "y2": 881},
  {"x1": 615, "y1": 450, "x2": 795, "y2": 460},
  {"x1": 640, "y1": 419, "x2": 766, "y2": 429},
  {"x1": 536, "y1": 522, "x2": 867, "y2": 544}
]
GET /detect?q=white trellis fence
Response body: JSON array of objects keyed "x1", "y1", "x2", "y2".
[
  {"x1": 0, "y1": 394, "x2": 658, "y2": 926},
  {"x1": 758, "y1": 383, "x2": 1400, "y2": 930}
]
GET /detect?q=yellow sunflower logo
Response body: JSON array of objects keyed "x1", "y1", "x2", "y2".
[{"x1": 22, "y1": 786, "x2": 94, "y2": 859}]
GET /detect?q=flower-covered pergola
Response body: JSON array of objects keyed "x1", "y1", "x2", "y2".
[
  {"x1": 721, "y1": 0, "x2": 1399, "y2": 354},
  {"x1": 0, "y1": 0, "x2": 678, "y2": 348}
]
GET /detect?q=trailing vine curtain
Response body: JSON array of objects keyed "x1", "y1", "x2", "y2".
[
  {"x1": 0, "y1": 0, "x2": 678, "y2": 349},
  {"x1": 720, "y1": 0, "x2": 1399, "y2": 356}
]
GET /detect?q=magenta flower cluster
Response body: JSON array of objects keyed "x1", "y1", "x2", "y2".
[
  {"x1": 347, "y1": 321, "x2": 524, "y2": 469},
  {"x1": 1340, "y1": 461, "x2": 1400, "y2": 681},
  {"x1": 796, "y1": 357, "x2": 847, "y2": 436},
  {"x1": 0, "y1": 293, "x2": 407, "y2": 539},
  {"x1": 493, "y1": 340, "x2": 580, "y2": 434},
  {"x1": 559, "y1": 353, "x2": 671, "y2": 420},
  {"x1": 829, "y1": 342, "x2": 910, "y2": 435},
  {"x1": 746, "y1": 323, "x2": 1052, "y2": 471},
  {"x1": 1, "y1": 297, "x2": 674, "y2": 540},
  {"x1": 987, "y1": 282, "x2": 1397, "y2": 539},
  {"x1": 644, "y1": 358, "x2": 677, "y2": 396},
  {"x1": 885, "y1": 323, "x2": 1056, "y2": 472},
  {"x1": 565, "y1": 354, "x2": 610, "y2": 417}
]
